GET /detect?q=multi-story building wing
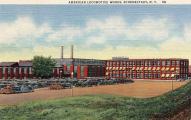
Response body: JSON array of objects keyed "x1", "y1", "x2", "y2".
[{"x1": 105, "y1": 58, "x2": 189, "y2": 80}]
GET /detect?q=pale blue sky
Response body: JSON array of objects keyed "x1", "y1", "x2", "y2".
[{"x1": 0, "y1": 5, "x2": 191, "y2": 61}]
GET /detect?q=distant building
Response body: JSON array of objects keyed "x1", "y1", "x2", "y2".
[
  {"x1": 0, "y1": 61, "x2": 32, "y2": 80},
  {"x1": 105, "y1": 58, "x2": 189, "y2": 80},
  {"x1": 0, "y1": 62, "x2": 19, "y2": 79},
  {"x1": 53, "y1": 58, "x2": 106, "y2": 79},
  {"x1": 18, "y1": 60, "x2": 33, "y2": 79},
  {"x1": 0, "y1": 57, "x2": 189, "y2": 80}
]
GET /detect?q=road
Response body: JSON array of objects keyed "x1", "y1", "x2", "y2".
[{"x1": 0, "y1": 80, "x2": 188, "y2": 105}]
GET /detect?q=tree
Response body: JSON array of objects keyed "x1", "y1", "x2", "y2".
[{"x1": 32, "y1": 56, "x2": 56, "y2": 78}]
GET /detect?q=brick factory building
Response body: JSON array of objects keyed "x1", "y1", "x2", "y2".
[
  {"x1": 0, "y1": 61, "x2": 32, "y2": 80},
  {"x1": 53, "y1": 58, "x2": 106, "y2": 79},
  {"x1": 0, "y1": 45, "x2": 189, "y2": 80},
  {"x1": 0, "y1": 62, "x2": 19, "y2": 79},
  {"x1": 105, "y1": 57, "x2": 189, "y2": 80},
  {"x1": 0, "y1": 45, "x2": 106, "y2": 80},
  {"x1": 18, "y1": 60, "x2": 33, "y2": 79},
  {"x1": 0, "y1": 58, "x2": 106, "y2": 80},
  {"x1": 0, "y1": 57, "x2": 189, "y2": 80}
]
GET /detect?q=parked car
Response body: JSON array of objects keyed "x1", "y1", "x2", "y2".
[
  {"x1": 0, "y1": 84, "x2": 6, "y2": 90},
  {"x1": 20, "y1": 85, "x2": 34, "y2": 93},
  {"x1": 61, "y1": 82, "x2": 72, "y2": 89}
]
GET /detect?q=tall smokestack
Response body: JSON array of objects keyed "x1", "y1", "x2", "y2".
[
  {"x1": 71, "y1": 45, "x2": 73, "y2": 59},
  {"x1": 61, "y1": 46, "x2": 64, "y2": 59}
]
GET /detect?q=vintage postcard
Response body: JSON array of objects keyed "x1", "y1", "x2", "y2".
[{"x1": 0, "y1": 0, "x2": 191, "y2": 120}]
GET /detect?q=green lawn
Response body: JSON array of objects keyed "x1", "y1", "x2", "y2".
[{"x1": 0, "y1": 81, "x2": 191, "y2": 120}]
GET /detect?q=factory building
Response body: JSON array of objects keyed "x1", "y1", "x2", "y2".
[
  {"x1": 0, "y1": 45, "x2": 106, "y2": 80},
  {"x1": 105, "y1": 57, "x2": 189, "y2": 80},
  {"x1": 0, "y1": 62, "x2": 19, "y2": 79},
  {"x1": 18, "y1": 60, "x2": 33, "y2": 79},
  {"x1": 0, "y1": 61, "x2": 33, "y2": 80},
  {"x1": 53, "y1": 58, "x2": 106, "y2": 79},
  {"x1": 52, "y1": 45, "x2": 106, "y2": 79},
  {"x1": 0, "y1": 45, "x2": 189, "y2": 80},
  {"x1": 0, "y1": 59, "x2": 105, "y2": 80}
]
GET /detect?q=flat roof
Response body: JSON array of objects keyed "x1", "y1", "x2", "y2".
[{"x1": 107, "y1": 58, "x2": 189, "y2": 61}]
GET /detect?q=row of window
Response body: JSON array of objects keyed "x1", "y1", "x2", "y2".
[
  {"x1": 107, "y1": 72, "x2": 177, "y2": 74},
  {"x1": 106, "y1": 69, "x2": 188, "y2": 73},
  {"x1": 0, "y1": 67, "x2": 32, "y2": 74},
  {"x1": 109, "y1": 74, "x2": 187, "y2": 78},
  {"x1": 107, "y1": 60, "x2": 188, "y2": 66},
  {"x1": 109, "y1": 74, "x2": 164, "y2": 78}
]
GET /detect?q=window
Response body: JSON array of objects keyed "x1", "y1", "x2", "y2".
[
  {"x1": 24, "y1": 67, "x2": 27, "y2": 74},
  {"x1": 136, "y1": 74, "x2": 141, "y2": 78},
  {"x1": 145, "y1": 61, "x2": 150, "y2": 66},
  {"x1": 133, "y1": 74, "x2": 136, "y2": 78},
  {"x1": 2, "y1": 67, "x2": 5, "y2": 74},
  {"x1": 80, "y1": 66, "x2": 84, "y2": 77},
  {"x1": 113, "y1": 62, "x2": 116, "y2": 66},
  {"x1": 166, "y1": 60, "x2": 170, "y2": 66},
  {"x1": 141, "y1": 61, "x2": 144, "y2": 66},
  {"x1": 123, "y1": 73, "x2": 126, "y2": 77},
  {"x1": 19, "y1": 68, "x2": 21, "y2": 73},
  {"x1": 129, "y1": 61, "x2": 132, "y2": 66},
  {"x1": 110, "y1": 74, "x2": 112, "y2": 78},
  {"x1": 133, "y1": 61, "x2": 135, "y2": 66},
  {"x1": 29, "y1": 67, "x2": 32, "y2": 74},
  {"x1": 140, "y1": 73, "x2": 143, "y2": 79},
  {"x1": 14, "y1": 68, "x2": 16, "y2": 74},
  {"x1": 120, "y1": 61, "x2": 123, "y2": 66},
  {"x1": 116, "y1": 62, "x2": 119, "y2": 66},
  {"x1": 8, "y1": 67, "x2": 10, "y2": 74},
  {"x1": 176, "y1": 61, "x2": 180, "y2": 66},
  {"x1": 184, "y1": 61, "x2": 187, "y2": 66},
  {"x1": 149, "y1": 61, "x2": 152, "y2": 66},
  {"x1": 120, "y1": 72, "x2": 123, "y2": 77},
  {"x1": 162, "y1": 61, "x2": 165, "y2": 66},
  {"x1": 144, "y1": 74, "x2": 148, "y2": 78},
  {"x1": 123, "y1": 61, "x2": 126, "y2": 66},
  {"x1": 116, "y1": 74, "x2": 119, "y2": 77},
  {"x1": 136, "y1": 61, "x2": 141, "y2": 66},
  {"x1": 153, "y1": 61, "x2": 157, "y2": 66},
  {"x1": 127, "y1": 61, "x2": 129, "y2": 66},
  {"x1": 74, "y1": 66, "x2": 77, "y2": 72},
  {"x1": 157, "y1": 61, "x2": 160, "y2": 66},
  {"x1": 148, "y1": 74, "x2": 152, "y2": 78}
]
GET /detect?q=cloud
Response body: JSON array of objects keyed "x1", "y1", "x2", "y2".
[
  {"x1": 127, "y1": 18, "x2": 170, "y2": 41},
  {"x1": 85, "y1": 36, "x2": 106, "y2": 47},
  {"x1": 0, "y1": 15, "x2": 171, "y2": 48},
  {"x1": 85, "y1": 16, "x2": 128, "y2": 37},
  {"x1": 82, "y1": 16, "x2": 172, "y2": 49},
  {"x1": 46, "y1": 25, "x2": 82, "y2": 42},
  {"x1": 0, "y1": 16, "x2": 51, "y2": 45},
  {"x1": 1, "y1": 15, "x2": 190, "y2": 61}
]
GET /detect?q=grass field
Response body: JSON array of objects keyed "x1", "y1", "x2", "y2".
[{"x1": 0, "y1": 81, "x2": 191, "y2": 120}]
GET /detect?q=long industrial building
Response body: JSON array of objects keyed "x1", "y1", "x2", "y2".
[
  {"x1": 0, "y1": 46, "x2": 189, "y2": 80},
  {"x1": 105, "y1": 57, "x2": 189, "y2": 80},
  {"x1": 0, "y1": 58, "x2": 105, "y2": 80},
  {"x1": 0, "y1": 46, "x2": 106, "y2": 80}
]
